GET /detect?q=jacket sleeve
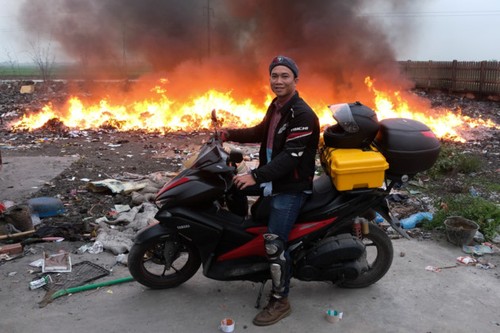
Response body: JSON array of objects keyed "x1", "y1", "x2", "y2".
[{"x1": 251, "y1": 110, "x2": 317, "y2": 183}]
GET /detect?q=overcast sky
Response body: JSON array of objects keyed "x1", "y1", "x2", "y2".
[{"x1": 1, "y1": 0, "x2": 499, "y2": 63}]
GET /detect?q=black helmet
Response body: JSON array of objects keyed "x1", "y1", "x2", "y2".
[{"x1": 323, "y1": 101, "x2": 379, "y2": 148}]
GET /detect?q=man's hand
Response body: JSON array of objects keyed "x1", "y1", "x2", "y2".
[
  {"x1": 220, "y1": 131, "x2": 229, "y2": 142},
  {"x1": 233, "y1": 173, "x2": 256, "y2": 190}
]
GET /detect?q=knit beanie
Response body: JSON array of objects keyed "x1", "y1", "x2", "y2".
[{"x1": 269, "y1": 55, "x2": 299, "y2": 77}]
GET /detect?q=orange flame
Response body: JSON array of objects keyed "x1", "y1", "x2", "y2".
[
  {"x1": 10, "y1": 77, "x2": 498, "y2": 142},
  {"x1": 364, "y1": 77, "x2": 498, "y2": 142},
  {"x1": 12, "y1": 82, "x2": 270, "y2": 133}
]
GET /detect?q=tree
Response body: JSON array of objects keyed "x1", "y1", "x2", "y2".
[{"x1": 28, "y1": 37, "x2": 55, "y2": 81}]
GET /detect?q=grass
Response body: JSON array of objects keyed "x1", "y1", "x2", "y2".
[
  {"x1": 427, "y1": 143, "x2": 483, "y2": 178},
  {"x1": 0, "y1": 63, "x2": 152, "y2": 80},
  {"x1": 425, "y1": 194, "x2": 500, "y2": 240},
  {"x1": 422, "y1": 141, "x2": 500, "y2": 240}
]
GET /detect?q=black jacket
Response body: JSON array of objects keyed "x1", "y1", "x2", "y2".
[{"x1": 227, "y1": 91, "x2": 320, "y2": 194}]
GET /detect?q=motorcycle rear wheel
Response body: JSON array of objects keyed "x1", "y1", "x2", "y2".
[
  {"x1": 337, "y1": 222, "x2": 393, "y2": 288},
  {"x1": 128, "y1": 236, "x2": 201, "y2": 289}
]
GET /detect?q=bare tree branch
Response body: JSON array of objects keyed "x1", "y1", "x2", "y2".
[{"x1": 28, "y1": 37, "x2": 55, "y2": 81}]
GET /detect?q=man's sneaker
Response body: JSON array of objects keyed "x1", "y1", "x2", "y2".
[{"x1": 253, "y1": 296, "x2": 291, "y2": 326}]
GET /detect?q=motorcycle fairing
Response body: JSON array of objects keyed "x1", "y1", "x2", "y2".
[
  {"x1": 216, "y1": 217, "x2": 337, "y2": 262},
  {"x1": 156, "y1": 175, "x2": 226, "y2": 208}
]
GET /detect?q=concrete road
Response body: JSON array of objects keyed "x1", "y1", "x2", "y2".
[
  {"x1": 0, "y1": 237, "x2": 499, "y2": 333},
  {"x1": 0, "y1": 155, "x2": 79, "y2": 202}
]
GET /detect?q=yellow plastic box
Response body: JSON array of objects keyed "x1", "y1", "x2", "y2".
[{"x1": 321, "y1": 147, "x2": 389, "y2": 191}]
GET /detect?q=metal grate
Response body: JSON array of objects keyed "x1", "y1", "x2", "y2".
[{"x1": 43, "y1": 260, "x2": 110, "y2": 291}]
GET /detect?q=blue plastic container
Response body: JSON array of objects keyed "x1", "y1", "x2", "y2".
[{"x1": 27, "y1": 197, "x2": 65, "y2": 218}]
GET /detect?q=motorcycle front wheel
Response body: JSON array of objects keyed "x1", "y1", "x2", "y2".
[
  {"x1": 128, "y1": 235, "x2": 201, "y2": 289},
  {"x1": 337, "y1": 222, "x2": 394, "y2": 288}
]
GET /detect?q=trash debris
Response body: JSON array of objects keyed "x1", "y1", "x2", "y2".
[
  {"x1": 374, "y1": 212, "x2": 385, "y2": 224},
  {"x1": 0, "y1": 243, "x2": 23, "y2": 255},
  {"x1": 42, "y1": 251, "x2": 72, "y2": 273},
  {"x1": 0, "y1": 204, "x2": 34, "y2": 235},
  {"x1": 29, "y1": 259, "x2": 44, "y2": 268},
  {"x1": 325, "y1": 309, "x2": 343, "y2": 323},
  {"x1": 27, "y1": 197, "x2": 65, "y2": 218},
  {"x1": 425, "y1": 265, "x2": 442, "y2": 272},
  {"x1": 113, "y1": 204, "x2": 131, "y2": 213},
  {"x1": 86, "y1": 178, "x2": 149, "y2": 194},
  {"x1": 78, "y1": 241, "x2": 104, "y2": 254},
  {"x1": 219, "y1": 318, "x2": 235, "y2": 332},
  {"x1": 29, "y1": 275, "x2": 52, "y2": 290},
  {"x1": 115, "y1": 253, "x2": 128, "y2": 266},
  {"x1": 476, "y1": 262, "x2": 496, "y2": 270},
  {"x1": 95, "y1": 222, "x2": 134, "y2": 255},
  {"x1": 425, "y1": 265, "x2": 457, "y2": 272},
  {"x1": 462, "y1": 244, "x2": 495, "y2": 256},
  {"x1": 399, "y1": 212, "x2": 433, "y2": 229},
  {"x1": 473, "y1": 230, "x2": 485, "y2": 243},
  {"x1": 456, "y1": 256, "x2": 477, "y2": 265},
  {"x1": 20, "y1": 85, "x2": 35, "y2": 94}
]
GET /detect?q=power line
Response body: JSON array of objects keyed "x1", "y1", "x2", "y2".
[{"x1": 362, "y1": 10, "x2": 500, "y2": 18}]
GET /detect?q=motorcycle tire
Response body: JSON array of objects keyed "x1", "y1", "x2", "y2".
[
  {"x1": 128, "y1": 236, "x2": 201, "y2": 289},
  {"x1": 337, "y1": 222, "x2": 393, "y2": 288}
]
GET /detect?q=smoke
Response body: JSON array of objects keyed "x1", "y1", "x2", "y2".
[{"x1": 18, "y1": 0, "x2": 419, "y2": 105}]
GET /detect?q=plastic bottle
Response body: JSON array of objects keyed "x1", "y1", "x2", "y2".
[
  {"x1": 374, "y1": 212, "x2": 384, "y2": 224},
  {"x1": 399, "y1": 212, "x2": 433, "y2": 229}
]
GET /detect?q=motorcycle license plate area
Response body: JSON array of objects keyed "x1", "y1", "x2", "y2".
[{"x1": 321, "y1": 147, "x2": 389, "y2": 191}]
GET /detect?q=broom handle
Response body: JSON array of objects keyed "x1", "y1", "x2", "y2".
[{"x1": 51, "y1": 276, "x2": 134, "y2": 299}]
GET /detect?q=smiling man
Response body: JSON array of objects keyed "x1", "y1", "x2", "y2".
[{"x1": 222, "y1": 55, "x2": 320, "y2": 326}]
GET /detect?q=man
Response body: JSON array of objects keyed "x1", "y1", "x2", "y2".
[{"x1": 222, "y1": 55, "x2": 320, "y2": 326}]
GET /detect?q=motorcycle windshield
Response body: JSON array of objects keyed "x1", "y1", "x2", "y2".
[{"x1": 192, "y1": 143, "x2": 227, "y2": 169}]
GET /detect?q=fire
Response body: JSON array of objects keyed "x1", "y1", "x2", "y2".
[
  {"x1": 12, "y1": 82, "x2": 269, "y2": 133},
  {"x1": 10, "y1": 77, "x2": 498, "y2": 142},
  {"x1": 364, "y1": 77, "x2": 498, "y2": 142}
]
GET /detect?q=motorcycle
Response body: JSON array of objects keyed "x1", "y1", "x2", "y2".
[{"x1": 128, "y1": 109, "x2": 438, "y2": 305}]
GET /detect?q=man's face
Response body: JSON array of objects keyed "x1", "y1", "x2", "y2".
[{"x1": 270, "y1": 65, "x2": 298, "y2": 99}]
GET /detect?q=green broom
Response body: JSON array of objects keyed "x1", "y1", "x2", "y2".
[{"x1": 39, "y1": 276, "x2": 134, "y2": 307}]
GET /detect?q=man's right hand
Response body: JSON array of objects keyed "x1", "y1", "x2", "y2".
[{"x1": 220, "y1": 130, "x2": 229, "y2": 142}]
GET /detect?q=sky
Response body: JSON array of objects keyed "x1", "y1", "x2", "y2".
[{"x1": 0, "y1": 0, "x2": 499, "y2": 63}]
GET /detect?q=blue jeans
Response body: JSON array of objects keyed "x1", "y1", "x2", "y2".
[{"x1": 267, "y1": 191, "x2": 308, "y2": 297}]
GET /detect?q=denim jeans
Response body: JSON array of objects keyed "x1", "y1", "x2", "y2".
[
  {"x1": 267, "y1": 191, "x2": 308, "y2": 297},
  {"x1": 228, "y1": 185, "x2": 308, "y2": 296}
]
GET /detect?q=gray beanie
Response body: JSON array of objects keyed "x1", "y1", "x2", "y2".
[{"x1": 269, "y1": 55, "x2": 299, "y2": 78}]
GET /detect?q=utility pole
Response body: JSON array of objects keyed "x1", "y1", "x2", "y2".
[
  {"x1": 205, "y1": 0, "x2": 213, "y2": 58},
  {"x1": 121, "y1": 20, "x2": 128, "y2": 78}
]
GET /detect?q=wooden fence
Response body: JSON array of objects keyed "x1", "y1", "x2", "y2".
[{"x1": 398, "y1": 60, "x2": 500, "y2": 96}]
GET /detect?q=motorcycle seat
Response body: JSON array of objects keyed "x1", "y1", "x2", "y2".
[{"x1": 301, "y1": 174, "x2": 338, "y2": 213}]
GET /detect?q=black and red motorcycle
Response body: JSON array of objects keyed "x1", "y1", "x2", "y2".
[{"x1": 128, "y1": 109, "x2": 440, "y2": 304}]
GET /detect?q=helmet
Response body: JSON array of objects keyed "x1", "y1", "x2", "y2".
[{"x1": 323, "y1": 101, "x2": 379, "y2": 148}]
